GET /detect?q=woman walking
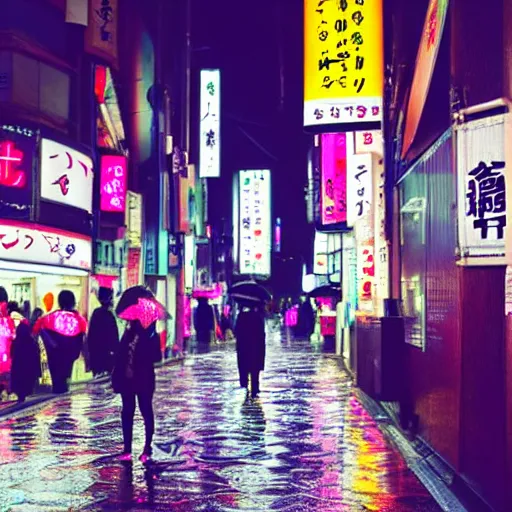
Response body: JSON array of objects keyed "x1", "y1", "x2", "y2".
[
  {"x1": 235, "y1": 302, "x2": 266, "y2": 398},
  {"x1": 112, "y1": 319, "x2": 162, "y2": 463}
]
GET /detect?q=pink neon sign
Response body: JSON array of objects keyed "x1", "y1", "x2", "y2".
[
  {"x1": 0, "y1": 140, "x2": 26, "y2": 188},
  {"x1": 100, "y1": 155, "x2": 127, "y2": 212}
]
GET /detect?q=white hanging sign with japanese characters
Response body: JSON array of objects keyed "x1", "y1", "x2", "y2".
[
  {"x1": 199, "y1": 69, "x2": 221, "y2": 178},
  {"x1": 40, "y1": 139, "x2": 94, "y2": 213},
  {"x1": 0, "y1": 220, "x2": 92, "y2": 270},
  {"x1": 347, "y1": 150, "x2": 373, "y2": 227},
  {"x1": 238, "y1": 170, "x2": 271, "y2": 276},
  {"x1": 456, "y1": 115, "x2": 506, "y2": 262}
]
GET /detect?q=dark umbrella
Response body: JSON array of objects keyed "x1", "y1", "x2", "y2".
[
  {"x1": 308, "y1": 285, "x2": 342, "y2": 299},
  {"x1": 229, "y1": 280, "x2": 272, "y2": 304},
  {"x1": 116, "y1": 286, "x2": 169, "y2": 329}
]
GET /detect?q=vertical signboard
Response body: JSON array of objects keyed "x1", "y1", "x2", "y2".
[
  {"x1": 312, "y1": 137, "x2": 322, "y2": 224},
  {"x1": 0, "y1": 124, "x2": 36, "y2": 219},
  {"x1": 274, "y1": 217, "x2": 282, "y2": 253},
  {"x1": 232, "y1": 173, "x2": 240, "y2": 269},
  {"x1": 100, "y1": 155, "x2": 127, "y2": 212},
  {"x1": 321, "y1": 132, "x2": 347, "y2": 225},
  {"x1": 179, "y1": 164, "x2": 196, "y2": 233},
  {"x1": 402, "y1": 0, "x2": 449, "y2": 157},
  {"x1": 184, "y1": 234, "x2": 195, "y2": 290},
  {"x1": 357, "y1": 244, "x2": 375, "y2": 305},
  {"x1": 238, "y1": 170, "x2": 271, "y2": 276},
  {"x1": 314, "y1": 232, "x2": 329, "y2": 275},
  {"x1": 457, "y1": 115, "x2": 506, "y2": 262},
  {"x1": 126, "y1": 248, "x2": 142, "y2": 288},
  {"x1": 347, "y1": 150, "x2": 372, "y2": 227},
  {"x1": 304, "y1": 0, "x2": 383, "y2": 130},
  {"x1": 126, "y1": 192, "x2": 142, "y2": 248},
  {"x1": 85, "y1": 0, "x2": 119, "y2": 67},
  {"x1": 40, "y1": 139, "x2": 94, "y2": 213},
  {"x1": 372, "y1": 154, "x2": 388, "y2": 312},
  {"x1": 199, "y1": 69, "x2": 221, "y2": 178}
]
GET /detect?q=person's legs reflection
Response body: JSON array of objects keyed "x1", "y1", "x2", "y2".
[{"x1": 118, "y1": 460, "x2": 134, "y2": 504}]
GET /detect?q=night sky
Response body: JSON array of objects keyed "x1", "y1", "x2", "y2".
[{"x1": 192, "y1": 0, "x2": 313, "y2": 293}]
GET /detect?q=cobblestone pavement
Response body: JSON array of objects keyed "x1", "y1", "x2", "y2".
[{"x1": 0, "y1": 334, "x2": 441, "y2": 511}]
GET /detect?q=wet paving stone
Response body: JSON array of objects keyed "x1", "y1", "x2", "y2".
[{"x1": 0, "y1": 334, "x2": 441, "y2": 511}]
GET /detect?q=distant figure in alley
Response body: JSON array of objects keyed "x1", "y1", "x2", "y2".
[{"x1": 235, "y1": 302, "x2": 266, "y2": 398}]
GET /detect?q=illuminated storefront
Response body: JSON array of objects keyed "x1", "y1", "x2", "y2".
[
  {"x1": 0, "y1": 123, "x2": 95, "y2": 391},
  {"x1": 0, "y1": 220, "x2": 92, "y2": 385}
]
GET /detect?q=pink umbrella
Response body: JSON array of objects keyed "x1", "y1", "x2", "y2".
[{"x1": 117, "y1": 297, "x2": 168, "y2": 329}]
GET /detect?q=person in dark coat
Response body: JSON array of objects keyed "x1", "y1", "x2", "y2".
[
  {"x1": 87, "y1": 287, "x2": 119, "y2": 377},
  {"x1": 235, "y1": 302, "x2": 266, "y2": 398},
  {"x1": 112, "y1": 319, "x2": 162, "y2": 463},
  {"x1": 297, "y1": 297, "x2": 316, "y2": 339},
  {"x1": 194, "y1": 298, "x2": 214, "y2": 344},
  {"x1": 10, "y1": 304, "x2": 41, "y2": 403},
  {"x1": 33, "y1": 290, "x2": 87, "y2": 394}
]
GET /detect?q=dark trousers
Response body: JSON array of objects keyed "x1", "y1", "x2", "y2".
[
  {"x1": 239, "y1": 369, "x2": 260, "y2": 396},
  {"x1": 121, "y1": 392, "x2": 154, "y2": 454},
  {"x1": 46, "y1": 346, "x2": 73, "y2": 394}
]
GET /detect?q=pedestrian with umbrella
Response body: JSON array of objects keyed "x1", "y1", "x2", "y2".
[
  {"x1": 230, "y1": 280, "x2": 270, "y2": 399},
  {"x1": 112, "y1": 286, "x2": 166, "y2": 463}
]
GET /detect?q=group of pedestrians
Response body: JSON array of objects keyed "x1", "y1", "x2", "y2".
[
  {"x1": 1, "y1": 282, "x2": 269, "y2": 464},
  {"x1": 0, "y1": 286, "x2": 122, "y2": 400},
  {"x1": 0, "y1": 284, "x2": 161, "y2": 463},
  {"x1": 193, "y1": 297, "x2": 234, "y2": 344}
]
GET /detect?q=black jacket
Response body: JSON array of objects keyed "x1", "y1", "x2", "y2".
[
  {"x1": 112, "y1": 322, "x2": 162, "y2": 395},
  {"x1": 87, "y1": 306, "x2": 119, "y2": 374},
  {"x1": 10, "y1": 322, "x2": 41, "y2": 397},
  {"x1": 235, "y1": 309, "x2": 266, "y2": 373}
]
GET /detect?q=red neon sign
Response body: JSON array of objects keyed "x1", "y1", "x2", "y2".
[
  {"x1": 100, "y1": 155, "x2": 127, "y2": 212},
  {"x1": 0, "y1": 140, "x2": 26, "y2": 188},
  {"x1": 94, "y1": 65, "x2": 107, "y2": 104}
]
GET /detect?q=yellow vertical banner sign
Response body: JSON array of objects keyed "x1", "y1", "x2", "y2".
[
  {"x1": 304, "y1": 0, "x2": 384, "y2": 130},
  {"x1": 85, "y1": 0, "x2": 119, "y2": 67}
]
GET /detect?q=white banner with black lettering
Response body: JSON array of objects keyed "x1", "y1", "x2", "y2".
[
  {"x1": 347, "y1": 147, "x2": 373, "y2": 228},
  {"x1": 456, "y1": 115, "x2": 506, "y2": 262}
]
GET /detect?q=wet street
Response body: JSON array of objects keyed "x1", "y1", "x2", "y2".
[{"x1": 0, "y1": 335, "x2": 441, "y2": 512}]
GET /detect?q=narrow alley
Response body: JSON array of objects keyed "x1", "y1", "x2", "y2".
[{"x1": 0, "y1": 335, "x2": 440, "y2": 512}]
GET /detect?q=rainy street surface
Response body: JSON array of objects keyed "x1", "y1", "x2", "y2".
[{"x1": 0, "y1": 333, "x2": 441, "y2": 512}]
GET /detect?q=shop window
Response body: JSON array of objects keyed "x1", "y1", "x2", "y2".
[
  {"x1": 11, "y1": 53, "x2": 39, "y2": 110},
  {"x1": 400, "y1": 169, "x2": 427, "y2": 349},
  {"x1": 10, "y1": 52, "x2": 70, "y2": 121},
  {"x1": 40, "y1": 63, "x2": 69, "y2": 119}
]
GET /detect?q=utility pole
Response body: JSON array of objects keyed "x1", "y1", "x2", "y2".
[{"x1": 176, "y1": 0, "x2": 192, "y2": 354}]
